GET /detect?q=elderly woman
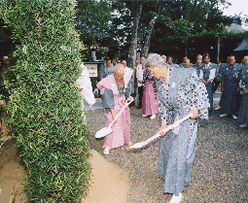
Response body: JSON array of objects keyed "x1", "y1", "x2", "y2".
[
  {"x1": 144, "y1": 54, "x2": 209, "y2": 203},
  {"x1": 97, "y1": 64, "x2": 133, "y2": 155}
]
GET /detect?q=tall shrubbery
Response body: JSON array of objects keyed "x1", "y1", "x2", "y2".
[{"x1": 1, "y1": 0, "x2": 90, "y2": 202}]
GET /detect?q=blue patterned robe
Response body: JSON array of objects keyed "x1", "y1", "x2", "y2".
[
  {"x1": 192, "y1": 64, "x2": 202, "y2": 77},
  {"x1": 157, "y1": 67, "x2": 209, "y2": 195}
]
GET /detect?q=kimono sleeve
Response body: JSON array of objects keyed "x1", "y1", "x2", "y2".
[
  {"x1": 186, "y1": 71, "x2": 209, "y2": 120},
  {"x1": 102, "y1": 88, "x2": 115, "y2": 110},
  {"x1": 239, "y1": 69, "x2": 246, "y2": 88},
  {"x1": 199, "y1": 69, "x2": 203, "y2": 80},
  {"x1": 157, "y1": 85, "x2": 171, "y2": 122},
  {"x1": 234, "y1": 66, "x2": 243, "y2": 81},
  {"x1": 218, "y1": 64, "x2": 225, "y2": 81}
]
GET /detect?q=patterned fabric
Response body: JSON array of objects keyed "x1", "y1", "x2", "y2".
[
  {"x1": 219, "y1": 63, "x2": 243, "y2": 82},
  {"x1": 239, "y1": 65, "x2": 248, "y2": 88},
  {"x1": 157, "y1": 68, "x2": 209, "y2": 122},
  {"x1": 171, "y1": 63, "x2": 180, "y2": 68},
  {"x1": 143, "y1": 68, "x2": 156, "y2": 82},
  {"x1": 100, "y1": 64, "x2": 115, "y2": 79},
  {"x1": 192, "y1": 64, "x2": 202, "y2": 77},
  {"x1": 157, "y1": 67, "x2": 209, "y2": 196}
]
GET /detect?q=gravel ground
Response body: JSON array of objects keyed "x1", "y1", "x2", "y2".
[{"x1": 86, "y1": 100, "x2": 248, "y2": 203}]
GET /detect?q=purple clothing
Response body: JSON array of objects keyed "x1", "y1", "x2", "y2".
[{"x1": 142, "y1": 80, "x2": 158, "y2": 115}]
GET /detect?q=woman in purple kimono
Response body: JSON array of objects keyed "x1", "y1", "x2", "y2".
[
  {"x1": 97, "y1": 64, "x2": 133, "y2": 155},
  {"x1": 145, "y1": 54, "x2": 209, "y2": 203},
  {"x1": 142, "y1": 67, "x2": 158, "y2": 120}
]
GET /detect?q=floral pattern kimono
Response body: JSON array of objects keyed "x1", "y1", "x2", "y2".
[{"x1": 157, "y1": 66, "x2": 209, "y2": 196}]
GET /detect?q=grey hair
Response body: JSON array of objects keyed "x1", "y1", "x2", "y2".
[
  {"x1": 144, "y1": 53, "x2": 167, "y2": 69},
  {"x1": 196, "y1": 54, "x2": 202, "y2": 59}
]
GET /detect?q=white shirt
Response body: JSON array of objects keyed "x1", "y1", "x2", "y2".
[
  {"x1": 199, "y1": 63, "x2": 216, "y2": 81},
  {"x1": 76, "y1": 63, "x2": 96, "y2": 106},
  {"x1": 136, "y1": 64, "x2": 144, "y2": 87}
]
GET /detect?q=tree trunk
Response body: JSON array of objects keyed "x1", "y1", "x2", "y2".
[
  {"x1": 127, "y1": 2, "x2": 143, "y2": 97},
  {"x1": 127, "y1": 3, "x2": 143, "y2": 69},
  {"x1": 141, "y1": 16, "x2": 157, "y2": 58}
]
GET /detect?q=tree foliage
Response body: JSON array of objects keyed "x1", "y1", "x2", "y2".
[
  {"x1": 149, "y1": 0, "x2": 234, "y2": 55},
  {"x1": 75, "y1": 0, "x2": 236, "y2": 60},
  {"x1": 76, "y1": 0, "x2": 114, "y2": 47},
  {"x1": 1, "y1": 0, "x2": 90, "y2": 202}
]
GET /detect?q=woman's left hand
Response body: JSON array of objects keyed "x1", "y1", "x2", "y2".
[
  {"x1": 158, "y1": 120, "x2": 168, "y2": 137},
  {"x1": 189, "y1": 109, "x2": 198, "y2": 119}
]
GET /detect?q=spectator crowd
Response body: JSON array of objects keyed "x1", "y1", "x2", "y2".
[{"x1": 98, "y1": 53, "x2": 248, "y2": 129}]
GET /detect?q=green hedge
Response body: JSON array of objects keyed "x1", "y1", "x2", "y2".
[{"x1": 1, "y1": 0, "x2": 90, "y2": 202}]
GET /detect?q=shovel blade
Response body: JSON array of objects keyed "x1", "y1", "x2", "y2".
[
  {"x1": 95, "y1": 127, "x2": 113, "y2": 138},
  {"x1": 128, "y1": 142, "x2": 145, "y2": 149}
]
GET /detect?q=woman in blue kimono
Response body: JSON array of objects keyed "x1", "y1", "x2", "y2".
[
  {"x1": 237, "y1": 56, "x2": 248, "y2": 128},
  {"x1": 144, "y1": 54, "x2": 209, "y2": 203}
]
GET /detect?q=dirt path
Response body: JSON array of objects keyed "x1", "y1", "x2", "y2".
[
  {"x1": 0, "y1": 141, "x2": 27, "y2": 203},
  {"x1": 0, "y1": 141, "x2": 130, "y2": 203},
  {"x1": 82, "y1": 150, "x2": 130, "y2": 203}
]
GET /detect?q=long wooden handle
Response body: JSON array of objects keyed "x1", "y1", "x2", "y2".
[
  {"x1": 143, "y1": 113, "x2": 192, "y2": 145},
  {"x1": 108, "y1": 99, "x2": 133, "y2": 128}
]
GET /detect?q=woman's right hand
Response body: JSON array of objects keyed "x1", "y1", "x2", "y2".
[
  {"x1": 158, "y1": 120, "x2": 167, "y2": 137},
  {"x1": 110, "y1": 108, "x2": 116, "y2": 123}
]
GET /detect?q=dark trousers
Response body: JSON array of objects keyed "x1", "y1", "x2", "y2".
[
  {"x1": 236, "y1": 93, "x2": 243, "y2": 114},
  {"x1": 138, "y1": 86, "x2": 143, "y2": 108},
  {"x1": 213, "y1": 78, "x2": 221, "y2": 93}
]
